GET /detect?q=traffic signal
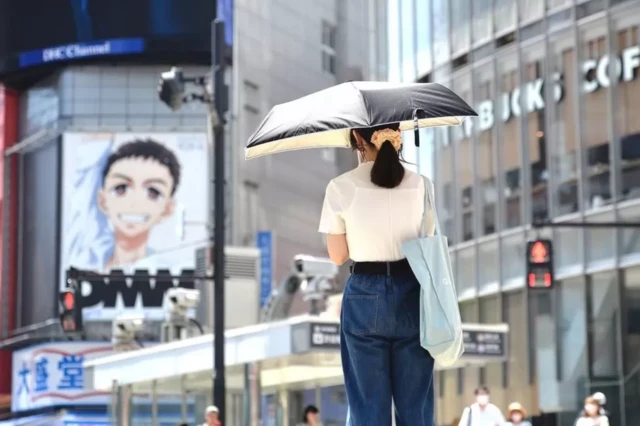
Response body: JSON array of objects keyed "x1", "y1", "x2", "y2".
[
  {"x1": 59, "y1": 287, "x2": 83, "y2": 333},
  {"x1": 526, "y1": 239, "x2": 554, "y2": 289}
]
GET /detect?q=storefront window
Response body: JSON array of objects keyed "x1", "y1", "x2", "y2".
[
  {"x1": 451, "y1": 0, "x2": 470, "y2": 57},
  {"x1": 613, "y1": 16, "x2": 640, "y2": 201},
  {"x1": 480, "y1": 296, "x2": 505, "y2": 407},
  {"x1": 494, "y1": 0, "x2": 516, "y2": 34},
  {"x1": 400, "y1": 0, "x2": 416, "y2": 82},
  {"x1": 433, "y1": 0, "x2": 450, "y2": 66},
  {"x1": 548, "y1": 34, "x2": 579, "y2": 217},
  {"x1": 475, "y1": 64, "x2": 497, "y2": 235},
  {"x1": 497, "y1": 54, "x2": 522, "y2": 229},
  {"x1": 588, "y1": 272, "x2": 620, "y2": 378},
  {"x1": 581, "y1": 22, "x2": 613, "y2": 209},
  {"x1": 623, "y1": 266, "x2": 640, "y2": 426},
  {"x1": 558, "y1": 277, "x2": 589, "y2": 416},
  {"x1": 503, "y1": 290, "x2": 532, "y2": 407},
  {"x1": 522, "y1": 43, "x2": 550, "y2": 222},
  {"x1": 415, "y1": 0, "x2": 432, "y2": 75},
  {"x1": 472, "y1": 0, "x2": 492, "y2": 45},
  {"x1": 452, "y1": 72, "x2": 474, "y2": 241}
]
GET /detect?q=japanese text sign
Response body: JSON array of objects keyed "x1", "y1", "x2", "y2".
[{"x1": 11, "y1": 342, "x2": 113, "y2": 412}]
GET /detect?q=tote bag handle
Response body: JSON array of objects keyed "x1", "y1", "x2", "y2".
[{"x1": 420, "y1": 177, "x2": 441, "y2": 238}]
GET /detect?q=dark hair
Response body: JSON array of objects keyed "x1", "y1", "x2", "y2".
[
  {"x1": 474, "y1": 386, "x2": 490, "y2": 395},
  {"x1": 102, "y1": 139, "x2": 181, "y2": 195},
  {"x1": 350, "y1": 122, "x2": 404, "y2": 189},
  {"x1": 303, "y1": 405, "x2": 319, "y2": 423}
]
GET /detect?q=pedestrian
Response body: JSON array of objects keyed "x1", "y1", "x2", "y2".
[
  {"x1": 578, "y1": 392, "x2": 609, "y2": 417},
  {"x1": 319, "y1": 124, "x2": 436, "y2": 425},
  {"x1": 575, "y1": 396, "x2": 609, "y2": 426},
  {"x1": 505, "y1": 402, "x2": 531, "y2": 426},
  {"x1": 300, "y1": 405, "x2": 320, "y2": 426},
  {"x1": 202, "y1": 405, "x2": 221, "y2": 426},
  {"x1": 457, "y1": 386, "x2": 505, "y2": 426}
]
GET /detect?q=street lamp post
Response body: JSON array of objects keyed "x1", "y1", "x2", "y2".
[{"x1": 158, "y1": 18, "x2": 228, "y2": 424}]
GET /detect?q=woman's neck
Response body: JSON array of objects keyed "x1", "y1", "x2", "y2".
[{"x1": 109, "y1": 231, "x2": 150, "y2": 267}]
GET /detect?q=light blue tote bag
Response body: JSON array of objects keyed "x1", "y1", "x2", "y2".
[{"x1": 401, "y1": 177, "x2": 464, "y2": 366}]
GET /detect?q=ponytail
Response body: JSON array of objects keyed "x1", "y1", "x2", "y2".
[{"x1": 370, "y1": 140, "x2": 405, "y2": 188}]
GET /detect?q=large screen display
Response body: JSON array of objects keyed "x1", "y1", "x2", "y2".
[{"x1": 0, "y1": 0, "x2": 232, "y2": 74}]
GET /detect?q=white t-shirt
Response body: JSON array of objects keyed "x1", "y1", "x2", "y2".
[
  {"x1": 318, "y1": 162, "x2": 435, "y2": 262},
  {"x1": 458, "y1": 403, "x2": 505, "y2": 426}
]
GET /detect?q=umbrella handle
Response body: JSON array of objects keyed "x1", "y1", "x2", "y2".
[{"x1": 413, "y1": 108, "x2": 423, "y2": 148}]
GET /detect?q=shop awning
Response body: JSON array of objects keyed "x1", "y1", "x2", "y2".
[{"x1": 85, "y1": 315, "x2": 508, "y2": 393}]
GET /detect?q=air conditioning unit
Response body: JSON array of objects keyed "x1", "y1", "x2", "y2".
[{"x1": 194, "y1": 245, "x2": 260, "y2": 331}]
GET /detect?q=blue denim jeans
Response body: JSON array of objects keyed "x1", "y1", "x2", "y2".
[{"x1": 341, "y1": 270, "x2": 435, "y2": 426}]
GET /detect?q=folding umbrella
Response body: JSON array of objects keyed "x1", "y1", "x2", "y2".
[{"x1": 245, "y1": 81, "x2": 477, "y2": 160}]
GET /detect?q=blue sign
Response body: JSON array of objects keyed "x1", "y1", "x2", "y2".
[
  {"x1": 19, "y1": 38, "x2": 145, "y2": 68},
  {"x1": 11, "y1": 342, "x2": 113, "y2": 413},
  {"x1": 256, "y1": 231, "x2": 273, "y2": 307}
]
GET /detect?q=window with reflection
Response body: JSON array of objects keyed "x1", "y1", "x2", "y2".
[
  {"x1": 480, "y1": 296, "x2": 505, "y2": 408},
  {"x1": 519, "y1": 0, "x2": 544, "y2": 24},
  {"x1": 548, "y1": 35, "x2": 579, "y2": 217},
  {"x1": 581, "y1": 23, "x2": 613, "y2": 209},
  {"x1": 497, "y1": 54, "x2": 522, "y2": 229},
  {"x1": 494, "y1": 0, "x2": 516, "y2": 34},
  {"x1": 415, "y1": 0, "x2": 432, "y2": 75},
  {"x1": 623, "y1": 267, "x2": 640, "y2": 375},
  {"x1": 523, "y1": 44, "x2": 550, "y2": 222},
  {"x1": 400, "y1": 0, "x2": 416, "y2": 82},
  {"x1": 613, "y1": 17, "x2": 640, "y2": 201},
  {"x1": 588, "y1": 272, "x2": 620, "y2": 379},
  {"x1": 387, "y1": 0, "x2": 401, "y2": 82},
  {"x1": 548, "y1": 0, "x2": 572, "y2": 9},
  {"x1": 472, "y1": 0, "x2": 492, "y2": 45},
  {"x1": 452, "y1": 73, "x2": 474, "y2": 241},
  {"x1": 434, "y1": 126, "x2": 455, "y2": 244},
  {"x1": 503, "y1": 290, "x2": 532, "y2": 410},
  {"x1": 461, "y1": 301, "x2": 480, "y2": 399},
  {"x1": 451, "y1": 0, "x2": 470, "y2": 57},
  {"x1": 432, "y1": 0, "x2": 450, "y2": 66},
  {"x1": 475, "y1": 64, "x2": 497, "y2": 235}
]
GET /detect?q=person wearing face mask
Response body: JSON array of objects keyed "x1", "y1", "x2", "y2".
[
  {"x1": 576, "y1": 396, "x2": 610, "y2": 426},
  {"x1": 505, "y1": 402, "x2": 531, "y2": 426},
  {"x1": 457, "y1": 386, "x2": 505, "y2": 426}
]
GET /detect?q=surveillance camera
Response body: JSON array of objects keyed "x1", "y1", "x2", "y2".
[
  {"x1": 113, "y1": 315, "x2": 144, "y2": 334},
  {"x1": 158, "y1": 67, "x2": 186, "y2": 111},
  {"x1": 166, "y1": 288, "x2": 200, "y2": 314},
  {"x1": 293, "y1": 255, "x2": 338, "y2": 279}
]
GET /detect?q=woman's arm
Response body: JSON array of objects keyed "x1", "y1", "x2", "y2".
[{"x1": 326, "y1": 234, "x2": 349, "y2": 265}]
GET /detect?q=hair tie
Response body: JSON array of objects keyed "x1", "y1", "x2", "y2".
[{"x1": 371, "y1": 129, "x2": 402, "y2": 151}]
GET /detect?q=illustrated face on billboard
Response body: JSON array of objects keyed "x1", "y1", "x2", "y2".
[
  {"x1": 97, "y1": 140, "x2": 180, "y2": 267},
  {"x1": 60, "y1": 133, "x2": 208, "y2": 319}
]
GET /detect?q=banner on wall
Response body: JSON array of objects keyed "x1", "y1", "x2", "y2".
[
  {"x1": 59, "y1": 133, "x2": 208, "y2": 321},
  {"x1": 11, "y1": 342, "x2": 113, "y2": 413}
]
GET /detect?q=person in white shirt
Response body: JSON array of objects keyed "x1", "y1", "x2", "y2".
[
  {"x1": 319, "y1": 124, "x2": 436, "y2": 426},
  {"x1": 458, "y1": 386, "x2": 505, "y2": 426},
  {"x1": 202, "y1": 405, "x2": 221, "y2": 426}
]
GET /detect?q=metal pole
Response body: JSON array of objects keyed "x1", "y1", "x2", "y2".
[
  {"x1": 532, "y1": 221, "x2": 640, "y2": 229},
  {"x1": 212, "y1": 18, "x2": 227, "y2": 424}
]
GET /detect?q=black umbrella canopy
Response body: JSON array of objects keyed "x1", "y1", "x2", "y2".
[{"x1": 245, "y1": 81, "x2": 477, "y2": 159}]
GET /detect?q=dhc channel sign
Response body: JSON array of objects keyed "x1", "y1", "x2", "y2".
[{"x1": 19, "y1": 38, "x2": 144, "y2": 68}]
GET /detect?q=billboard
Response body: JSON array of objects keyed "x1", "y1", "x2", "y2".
[
  {"x1": 0, "y1": 0, "x2": 234, "y2": 75},
  {"x1": 11, "y1": 342, "x2": 112, "y2": 413},
  {"x1": 60, "y1": 133, "x2": 208, "y2": 320}
]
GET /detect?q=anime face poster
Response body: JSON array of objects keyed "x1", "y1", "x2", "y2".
[{"x1": 60, "y1": 133, "x2": 208, "y2": 320}]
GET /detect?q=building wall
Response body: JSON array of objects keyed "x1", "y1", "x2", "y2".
[{"x1": 389, "y1": 0, "x2": 640, "y2": 425}]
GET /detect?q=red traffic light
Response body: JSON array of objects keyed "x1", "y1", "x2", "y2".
[
  {"x1": 528, "y1": 240, "x2": 550, "y2": 264},
  {"x1": 63, "y1": 292, "x2": 75, "y2": 310},
  {"x1": 526, "y1": 239, "x2": 554, "y2": 290}
]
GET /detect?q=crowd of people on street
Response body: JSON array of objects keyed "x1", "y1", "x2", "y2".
[{"x1": 455, "y1": 387, "x2": 610, "y2": 426}]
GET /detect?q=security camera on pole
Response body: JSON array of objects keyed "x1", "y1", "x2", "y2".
[{"x1": 157, "y1": 18, "x2": 229, "y2": 423}]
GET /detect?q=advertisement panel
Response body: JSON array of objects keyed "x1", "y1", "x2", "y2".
[
  {"x1": 11, "y1": 342, "x2": 113, "y2": 413},
  {"x1": 60, "y1": 133, "x2": 208, "y2": 320}
]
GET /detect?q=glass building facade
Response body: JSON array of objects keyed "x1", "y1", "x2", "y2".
[{"x1": 389, "y1": 0, "x2": 640, "y2": 425}]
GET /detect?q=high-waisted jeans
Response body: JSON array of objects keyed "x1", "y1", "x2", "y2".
[{"x1": 341, "y1": 270, "x2": 435, "y2": 426}]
